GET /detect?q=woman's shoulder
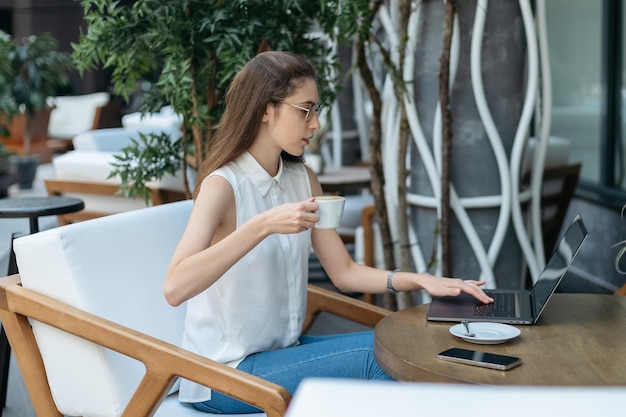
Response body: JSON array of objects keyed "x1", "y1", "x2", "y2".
[
  {"x1": 209, "y1": 160, "x2": 242, "y2": 180},
  {"x1": 200, "y1": 162, "x2": 243, "y2": 194}
]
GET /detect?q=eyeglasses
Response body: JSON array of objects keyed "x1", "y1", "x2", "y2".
[{"x1": 280, "y1": 101, "x2": 322, "y2": 122}]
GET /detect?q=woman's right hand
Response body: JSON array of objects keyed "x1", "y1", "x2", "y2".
[{"x1": 259, "y1": 197, "x2": 320, "y2": 234}]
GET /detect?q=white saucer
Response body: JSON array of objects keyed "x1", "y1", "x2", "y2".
[{"x1": 449, "y1": 322, "x2": 521, "y2": 345}]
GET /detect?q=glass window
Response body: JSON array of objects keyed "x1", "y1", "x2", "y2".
[
  {"x1": 546, "y1": 0, "x2": 603, "y2": 184},
  {"x1": 621, "y1": 0, "x2": 626, "y2": 189}
]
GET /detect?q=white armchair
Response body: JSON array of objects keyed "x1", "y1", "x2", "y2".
[
  {"x1": 121, "y1": 105, "x2": 183, "y2": 132},
  {"x1": 0, "y1": 200, "x2": 390, "y2": 417},
  {"x1": 45, "y1": 127, "x2": 188, "y2": 224},
  {"x1": 46, "y1": 92, "x2": 121, "y2": 153}
]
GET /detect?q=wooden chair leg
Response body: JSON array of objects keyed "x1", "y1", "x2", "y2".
[
  {"x1": 0, "y1": 326, "x2": 10, "y2": 412},
  {"x1": 0, "y1": 233, "x2": 21, "y2": 413},
  {"x1": 361, "y1": 205, "x2": 377, "y2": 304}
]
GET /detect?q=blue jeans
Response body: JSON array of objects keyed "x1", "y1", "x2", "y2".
[{"x1": 191, "y1": 330, "x2": 393, "y2": 414}]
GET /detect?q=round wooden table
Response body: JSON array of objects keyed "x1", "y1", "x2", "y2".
[{"x1": 374, "y1": 293, "x2": 626, "y2": 385}]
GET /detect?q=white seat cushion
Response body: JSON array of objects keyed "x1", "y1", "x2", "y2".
[
  {"x1": 72, "y1": 127, "x2": 143, "y2": 152},
  {"x1": 52, "y1": 150, "x2": 185, "y2": 213},
  {"x1": 53, "y1": 150, "x2": 184, "y2": 191},
  {"x1": 73, "y1": 126, "x2": 182, "y2": 152},
  {"x1": 53, "y1": 126, "x2": 189, "y2": 215},
  {"x1": 52, "y1": 151, "x2": 148, "y2": 213},
  {"x1": 122, "y1": 106, "x2": 183, "y2": 132}
]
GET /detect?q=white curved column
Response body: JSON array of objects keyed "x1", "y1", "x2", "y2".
[{"x1": 356, "y1": 0, "x2": 550, "y2": 291}]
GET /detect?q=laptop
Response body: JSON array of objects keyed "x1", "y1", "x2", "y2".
[{"x1": 426, "y1": 213, "x2": 588, "y2": 324}]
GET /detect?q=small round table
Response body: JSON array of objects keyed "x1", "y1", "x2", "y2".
[
  {"x1": 374, "y1": 294, "x2": 626, "y2": 385},
  {"x1": 0, "y1": 196, "x2": 85, "y2": 234},
  {"x1": 317, "y1": 166, "x2": 371, "y2": 194},
  {"x1": 0, "y1": 196, "x2": 84, "y2": 412}
]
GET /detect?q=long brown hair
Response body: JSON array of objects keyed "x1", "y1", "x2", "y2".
[{"x1": 193, "y1": 51, "x2": 317, "y2": 198}]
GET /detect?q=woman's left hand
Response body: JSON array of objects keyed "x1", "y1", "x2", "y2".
[{"x1": 419, "y1": 274, "x2": 494, "y2": 304}]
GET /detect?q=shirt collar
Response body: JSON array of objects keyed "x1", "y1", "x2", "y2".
[{"x1": 235, "y1": 151, "x2": 285, "y2": 196}]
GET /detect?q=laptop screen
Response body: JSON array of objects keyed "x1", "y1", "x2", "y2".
[{"x1": 531, "y1": 214, "x2": 588, "y2": 318}]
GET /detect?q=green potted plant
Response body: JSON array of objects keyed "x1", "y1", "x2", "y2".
[
  {"x1": 0, "y1": 30, "x2": 72, "y2": 189},
  {"x1": 0, "y1": 142, "x2": 17, "y2": 198},
  {"x1": 72, "y1": 0, "x2": 370, "y2": 201}
]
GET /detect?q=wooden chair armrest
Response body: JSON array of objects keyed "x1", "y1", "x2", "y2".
[
  {"x1": 45, "y1": 178, "x2": 123, "y2": 197},
  {"x1": 0, "y1": 276, "x2": 290, "y2": 417},
  {"x1": 303, "y1": 284, "x2": 391, "y2": 333},
  {"x1": 45, "y1": 179, "x2": 186, "y2": 205},
  {"x1": 360, "y1": 204, "x2": 377, "y2": 268}
]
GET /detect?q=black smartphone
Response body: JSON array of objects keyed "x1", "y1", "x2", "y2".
[{"x1": 437, "y1": 347, "x2": 522, "y2": 371}]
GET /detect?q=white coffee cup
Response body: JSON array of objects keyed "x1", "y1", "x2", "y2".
[{"x1": 315, "y1": 196, "x2": 346, "y2": 229}]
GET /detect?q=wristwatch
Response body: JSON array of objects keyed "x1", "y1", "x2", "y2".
[{"x1": 387, "y1": 269, "x2": 399, "y2": 293}]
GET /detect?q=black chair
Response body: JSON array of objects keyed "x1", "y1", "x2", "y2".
[{"x1": 532, "y1": 163, "x2": 582, "y2": 259}]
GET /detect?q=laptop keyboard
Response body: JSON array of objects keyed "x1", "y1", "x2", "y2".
[{"x1": 474, "y1": 293, "x2": 517, "y2": 317}]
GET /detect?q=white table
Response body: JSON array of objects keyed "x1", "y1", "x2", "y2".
[{"x1": 285, "y1": 378, "x2": 626, "y2": 417}]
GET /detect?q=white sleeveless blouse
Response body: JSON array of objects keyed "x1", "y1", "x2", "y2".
[{"x1": 179, "y1": 152, "x2": 313, "y2": 402}]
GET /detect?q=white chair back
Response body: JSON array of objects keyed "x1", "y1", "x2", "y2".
[
  {"x1": 122, "y1": 106, "x2": 183, "y2": 133},
  {"x1": 48, "y1": 92, "x2": 111, "y2": 138},
  {"x1": 72, "y1": 126, "x2": 181, "y2": 152},
  {"x1": 13, "y1": 201, "x2": 199, "y2": 416}
]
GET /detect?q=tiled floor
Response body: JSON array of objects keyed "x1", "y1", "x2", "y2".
[{"x1": 3, "y1": 356, "x2": 35, "y2": 417}]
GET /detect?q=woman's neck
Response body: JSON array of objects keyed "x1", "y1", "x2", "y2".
[{"x1": 248, "y1": 146, "x2": 281, "y2": 177}]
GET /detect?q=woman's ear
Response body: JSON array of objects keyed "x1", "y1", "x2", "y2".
[{"x1": 262, "y1": 103, "x2": 274, "y2": 124}]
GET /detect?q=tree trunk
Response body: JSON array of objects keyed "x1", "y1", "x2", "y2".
[
  {"x1": 439, "y1": 0, "x2": 456, "y2": 277},
  {"x1": 356, "y1": 0, "x2": 397, "y2": 310},
  {"x1": 395, "y1": 0, "x2": 414, "y2": 310}
]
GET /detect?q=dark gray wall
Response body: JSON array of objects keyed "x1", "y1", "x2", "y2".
[{"x1": 0, "y1": 0, "x2": 109, "y2": 94}]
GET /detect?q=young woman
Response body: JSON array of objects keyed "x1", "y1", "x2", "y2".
[{"x1": 163, "y1": 51, "x2": 493, "y2": 414}]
